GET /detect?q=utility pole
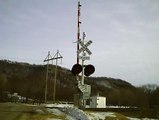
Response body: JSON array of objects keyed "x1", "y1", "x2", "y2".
[
  {"x1": 43, "y1": 51, "x2": 53, "y2": 103},
  {"x1": 44, "y1": 50, "x2": 62, "y2": 103},
  {"x1": 52, "y1": 50, "x2": 62, "y2": 103}
]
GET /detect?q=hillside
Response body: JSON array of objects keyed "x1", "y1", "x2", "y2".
[
  {"x1": 0, "y1": 59, "x2": 133, "y2": 99},
  {"x1": 0, "y1": 59, "x2": 159, "y2": 107},
  {"x1": 0, "y1": 60, "x2": 77, "y2": 101}
]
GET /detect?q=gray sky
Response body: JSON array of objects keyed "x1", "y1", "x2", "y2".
[{"x1": 0, "y1": 0, "x2": 159, "y2": 86}]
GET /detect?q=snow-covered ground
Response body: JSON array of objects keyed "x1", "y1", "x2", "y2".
[{"x1": 44, "y1": 103, "x2": 158, "y2": 120}]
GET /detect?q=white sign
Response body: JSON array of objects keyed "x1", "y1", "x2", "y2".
[
  {"x1": 79, "y1": 56, "x2": 90, "y2": 60},
  {"x1": 78, "y1": 40, "x2": 92, "y2": 55}
]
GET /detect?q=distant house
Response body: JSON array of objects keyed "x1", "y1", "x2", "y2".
[{"x1": 90, "y1": 95, "x2": 106, "y2": 108}]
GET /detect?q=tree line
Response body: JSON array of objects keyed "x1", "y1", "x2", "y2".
[{"x1": 0, "y1": 60, "x2": 159, "y2": 108}]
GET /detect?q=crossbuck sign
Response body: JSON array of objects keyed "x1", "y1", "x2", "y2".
[{"x1": 78, "y1": 39, "x2": 92, "y2": 55}]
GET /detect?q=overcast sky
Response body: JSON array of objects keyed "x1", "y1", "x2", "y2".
[{"x1": 0, "y1": 0, "x2": 159, "y2": 86}]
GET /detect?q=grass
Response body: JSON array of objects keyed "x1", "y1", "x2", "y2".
[
  {"x1": 0, "y1": 103, "x2": 68, "y2": 120},
  {"x1": 30, "y1": 113, "x2": 67, "y2": 120},
  {"x1": 85, "y1": 111, "x2": 129, "y2": 120},
  {"x1": 105, "y1": 112, "x2": 129, "y2": 120}
]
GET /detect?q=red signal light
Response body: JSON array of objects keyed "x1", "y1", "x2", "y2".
[
  {"x1": 84, "y1": 64, "x2": 95, "y2": 76},
  {"x1": 71, "y1": 64, "x2": 82, "y2": 75}
]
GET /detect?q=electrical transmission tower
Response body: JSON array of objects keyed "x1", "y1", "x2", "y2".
[{"x1": 43, "y1": 50, "x2": 62, "y2": 103}]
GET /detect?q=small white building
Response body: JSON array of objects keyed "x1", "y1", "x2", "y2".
[{"x1": 90, "y1": 96, "x2": 106, "y2": 108}]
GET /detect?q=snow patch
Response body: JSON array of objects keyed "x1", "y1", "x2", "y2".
[
  {"x1": 47, "y1": 108, "x2": 75, "y2": 120},
  {"x1": 47, "y1": 108, "x2": 64, "y2": 115},
  {"x1": 45, "y1": 103, "x2": 158, "y2": 120},
  {"x1": 86, "y1": 112, "x2": 116, "y2": 120},
  {"x1": 60, "y1": 107, "x2": 89, "y2": 120},
  {"x1": 45, "y1": 103, "x2": 73, "y2": 108},
  {"x1": 128, "y1": 117, "x2": 158, "y2": 120}
]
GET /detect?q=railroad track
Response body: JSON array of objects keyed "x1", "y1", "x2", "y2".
[
  {"x1": 86, "y1": 107, "x2": 159, "y2": 119},
  {"x1": 86, "y1": 107, "x2": 140, "y2": 112}
]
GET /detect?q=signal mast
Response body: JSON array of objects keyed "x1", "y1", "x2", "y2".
[
  {"x1": 77, "y1": 1, "x2": 81, "y2": 64},
  {"x1": 71, "y1": 1, "x2": 95, "y2": 109}
]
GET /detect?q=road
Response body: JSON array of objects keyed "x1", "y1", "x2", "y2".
[{"x1": 0, "y1": 103, "x2": 49, "y2": 120}]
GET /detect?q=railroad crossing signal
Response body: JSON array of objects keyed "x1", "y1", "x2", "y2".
[{"x1": 78, "y1": 39, "x2": 92, "y2": 55}]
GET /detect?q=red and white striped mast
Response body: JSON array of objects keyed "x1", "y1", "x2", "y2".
[
  {"x1": 72, "y1": 1, "x2": 95, "y2": 109},
  {"x1": 77, "y1": 1, "x2": 82, "y2": 64}
]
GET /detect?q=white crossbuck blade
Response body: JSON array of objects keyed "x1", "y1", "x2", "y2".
[{"x1": 78, "y1": 40, "x2": 92, "y2": 55}]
